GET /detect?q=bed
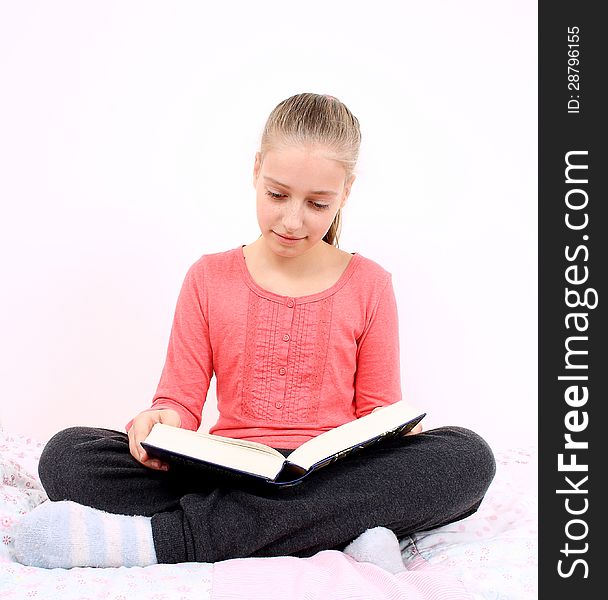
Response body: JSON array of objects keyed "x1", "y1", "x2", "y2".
[{"x1": 0, "y1": 429, "x2": 537, "y2": 599}]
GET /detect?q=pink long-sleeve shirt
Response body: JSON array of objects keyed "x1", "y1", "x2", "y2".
[{"x1": 127, "y1": 245, "x2": 402, "y2": 449}]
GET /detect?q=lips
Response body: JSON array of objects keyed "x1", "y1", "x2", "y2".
[{"x1": 274, "y1": 232, "x2": 304, "y2": 241}]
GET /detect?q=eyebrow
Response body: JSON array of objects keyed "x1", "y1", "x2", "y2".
[{"x1": 263, "y1": 176, "x2": 338, "y2": 197}]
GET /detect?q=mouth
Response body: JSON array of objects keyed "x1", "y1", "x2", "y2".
[{"x1": 274, "y1": 231, "x2": 305, "y2": 241}]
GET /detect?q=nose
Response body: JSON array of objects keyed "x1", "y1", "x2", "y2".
[{"x1": 281, "y1": 200, "x2": 304, "y2": 233}]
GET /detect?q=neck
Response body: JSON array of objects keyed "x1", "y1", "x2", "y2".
[{"x1": 246, "y1": 238, "x2": 331, "y2": 276}]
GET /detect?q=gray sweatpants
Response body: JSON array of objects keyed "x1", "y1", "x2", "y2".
[{"x1": 37, "y1": 425, "x2": 495, "y2": 564}]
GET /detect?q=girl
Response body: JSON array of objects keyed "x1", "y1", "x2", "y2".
[{"x1": 13, "y1": 93, "x2": 496, "y2": 569}]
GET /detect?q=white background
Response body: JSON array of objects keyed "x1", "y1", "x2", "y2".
[{"x1": 0, "y1": 1, "x2": 537, "y2": 451}]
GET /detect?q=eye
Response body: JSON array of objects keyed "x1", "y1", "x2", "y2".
[{"x1": 265, "y1": 190, "x2": 329, "y2": 210}]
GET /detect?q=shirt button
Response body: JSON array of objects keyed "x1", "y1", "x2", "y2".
[
  {"x1": 286, "y1": 300, "x2": 294, "y2": 308},
  {"x1": 283, "y1": 334, "x2": 290, "y2": 342},
  {"x1": 275, "y1": 402, "x2": 283, "y2": 409},
  {"x1": 279, "y1": 367, "x2": 286, "y2": 375}
]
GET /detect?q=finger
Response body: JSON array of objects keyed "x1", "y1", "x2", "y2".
[
  {"x1": 127, "y1": 427, "x2": 142, "y2": 462},
  {"x1": 129, "y1": 435, "x2": 147, "y2": 463},
  {"x1": 405, "y1": 423, "x2": 423, "y2": 436},
  {"x1": 143, "y1": 459, "x2": 169, "y2": 471},
  {"x1": 132, "y1": 416, "x2": 158, "y2": 461},
  {"x1": 128, "y1": 415, "x2": 157, "y2": 462},
  {"x1": 129, "y1": 428, "x2": 148, "y2": 462}
]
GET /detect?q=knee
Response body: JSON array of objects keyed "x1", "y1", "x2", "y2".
[
  {"x1": 458, "y1": 426, "x2": 496, "y2": 486},
  {"x1": 434, "y1": 426, "x2": 497, "y2": 496},
  {"x1": 38, "y1": 427, "x2": 100, "y2": 500}
]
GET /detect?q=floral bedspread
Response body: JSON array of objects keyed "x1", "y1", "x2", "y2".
[{"x1": 0, "y1": 430, "x2": 536, "y2": 599}]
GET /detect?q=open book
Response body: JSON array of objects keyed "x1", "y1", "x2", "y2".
[{"x1": 141, "y1": 400, "x2": 425, "y2": 488}]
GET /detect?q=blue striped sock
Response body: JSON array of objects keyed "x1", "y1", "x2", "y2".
[{"x1": 12, "y1": 500, "x2": 158, "y2": 568}]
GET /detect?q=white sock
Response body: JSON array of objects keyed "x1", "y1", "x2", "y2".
[
  {"x1": 343, "y1": 526, "x2": 406, "y2": 574},
  {"x1": 11, "y1": 500, "x2": 158, "y2": 569}
]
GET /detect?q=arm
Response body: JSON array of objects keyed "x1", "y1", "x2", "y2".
[
  {"x1": 354, "y1": 275, "x2": 402, "y2": 418},
  {"x1": 361, "y1": 277, "x2": 423, "y2": 435},
  {"x1": 125, "y1": 262, "x2": 214, "y2": 469},
  {"x1": 126, "y1": 261, "x2": 214, "y2": 434}
]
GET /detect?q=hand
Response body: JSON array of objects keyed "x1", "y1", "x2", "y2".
[
  {"x1": 127, "y1": 408, "x2": 181, "y2": 471},
  {"x1": 371, "y1": 406, "x2": 424, "y2": 436},
  {"x1": 405, "y1": 422, "x2": 423, "y2": 436}
]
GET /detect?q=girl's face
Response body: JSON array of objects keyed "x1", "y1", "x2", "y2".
[{"x1": 252, "y1": 144, "x2": 354, "y2": 258}]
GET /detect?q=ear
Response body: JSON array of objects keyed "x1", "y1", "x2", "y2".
[
  {"x1": 253, "y1": 152, "x2": 262, "y2": 188},
  {"x1": 340, "y1": 174, "x2": 356, "y2": 208}
]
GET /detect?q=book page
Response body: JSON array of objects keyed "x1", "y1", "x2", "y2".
[
  {"x1": 143, "y1": 424, "x2": 287, "y2": 479},
  {"x1": 192, "y1": 432, "x2": 285, "y2": 457},
  {"x1": 288, "y1": 401, "x2": 425, "y2": 471}
]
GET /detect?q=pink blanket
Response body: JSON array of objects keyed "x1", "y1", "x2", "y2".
[{"x1": 212, "y1": 550, "x2": 472, "y2": 600}]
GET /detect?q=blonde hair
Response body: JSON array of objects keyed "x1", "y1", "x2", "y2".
[{"x1": 258, "y1": 93, "x2": 362, "y2": 247}]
